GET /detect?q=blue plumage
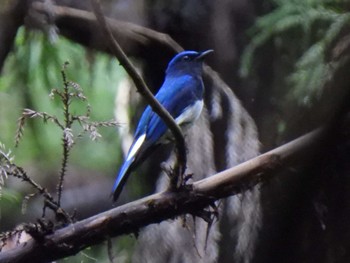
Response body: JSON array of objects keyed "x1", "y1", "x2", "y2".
[{"x1": 112, "y1": 50, "x2": 213, "y2": 201}]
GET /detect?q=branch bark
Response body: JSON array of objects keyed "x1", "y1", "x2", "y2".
[
  {"x1": 0, "y1": 127, "x2": 325, "y2": 263},
  {"x1": 31, "y1": 2, "x2": 182, "y2": 55}
]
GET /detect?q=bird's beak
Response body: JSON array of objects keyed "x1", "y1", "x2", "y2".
[{"x1": 196, "y1": 49, "x2": 214, "y2": 60}]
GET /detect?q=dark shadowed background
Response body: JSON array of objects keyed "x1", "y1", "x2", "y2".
[{"x1": 1, "y1": 0, "x2": 350, "y2": 262}]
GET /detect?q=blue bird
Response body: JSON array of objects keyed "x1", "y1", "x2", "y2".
[{"x1": 112, "y1": 50, "x2": 213, "y2": 201}]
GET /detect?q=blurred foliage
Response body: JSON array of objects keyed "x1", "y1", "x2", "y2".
[
  {"x1": 0, "y1": 26, "x2": 126, "y2": 216},
  {"x1": 240, "y1": 0, "x2": 350, "y2": 106},
  {"x1": 0, "y1": 26, "x2": 125, "y2": 170},
  {"x1": 0, "y1": 26, "x2": 132, "y2": 262}
]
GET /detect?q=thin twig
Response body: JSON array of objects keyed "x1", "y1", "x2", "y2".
[
  {"x1": 57, "y1": 62, "x2": 72, "y2": 206},
  {"x1": 5, "y1": 164, "x2": 70, "y2": 222},
  {"x1": 107, "y1": 237, "x2": 115, "y2": 263},
  {"x1": 90, "y1": 0, "x2": 187, "y2": 179}
]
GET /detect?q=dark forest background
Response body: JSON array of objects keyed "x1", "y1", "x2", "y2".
[{"x1": 1, "y1": 0, "x2": 350, "y2": 262}]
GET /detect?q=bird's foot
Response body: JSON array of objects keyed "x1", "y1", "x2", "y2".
[{"x1": 161, "y1": 162, "x2": 194, "y2": 192}]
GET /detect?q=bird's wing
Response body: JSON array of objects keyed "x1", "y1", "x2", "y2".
[
  {"x1": 145, "y1": 75, "x2": 202, "y2": 145},
  {"x1": 126, "y1": 75, "x2": 200, "y2": 163},
  {"x1": 112, "y1": 107, "x2": 151, "y2": 200},
  {"x1": 112, "y1": 153, "x2": 136, "y2": 200}
]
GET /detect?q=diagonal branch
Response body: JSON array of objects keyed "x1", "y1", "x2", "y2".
[
  {"x1": 90, "y1": 0, "x2": 187, "y2": 178},
  {"x1": 0, "y1": 127, "x2": 327, "y2": 263},
  {"x1": 31, "y1": 2, "x2": 183, "y2": 54}
]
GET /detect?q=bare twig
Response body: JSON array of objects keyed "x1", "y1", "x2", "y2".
[
  {"x1": 0, "y1": 127, "x2": 326, "y2": 263},
  {"x1": 57, "y1": 62, "x2": 72, "y2": 206},
  {"x1": 90, "y1": 0, "x2": 187, "y2": 180},
  {"x1": 107, "y1": 237, "x2": 115, "y2": 263},
  {"x1": 2, "y1": 161, "x2": 71, "y2": 223}
]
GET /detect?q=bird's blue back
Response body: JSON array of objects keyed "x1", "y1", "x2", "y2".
[
  {"x1": 112, "y1": 50, "x2": 212, "y2": 201},
  {"x1": 135, "y1": 74, "x2": 203, "y2": 145}
]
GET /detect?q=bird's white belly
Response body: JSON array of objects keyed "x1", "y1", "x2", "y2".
[
  {"x1": 161, "y1": 100, "x2": 203, "y2": 143},
  {"x1": 175, "y1": 100, "x2": 203, "y2": 127}
]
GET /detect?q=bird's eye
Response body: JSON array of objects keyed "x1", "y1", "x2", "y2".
[{"x1": 182, "y1": 55, "x2": 190, "y2": 61}]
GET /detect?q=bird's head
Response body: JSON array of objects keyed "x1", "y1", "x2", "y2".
[{"x1": 166, "y1": 50, "x2": 213, "y2": 76}]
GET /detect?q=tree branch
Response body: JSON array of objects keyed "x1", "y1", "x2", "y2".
[
  {"x1": 31, "y1": 2, "x2": 183, "y2": 55},
  {"x1": 0, "y1": 127, "x2": 325, "y2": 263}
]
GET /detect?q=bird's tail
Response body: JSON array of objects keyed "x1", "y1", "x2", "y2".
[{"x1": 112, "y1": 157, "x2": 134, "y2": 201}]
